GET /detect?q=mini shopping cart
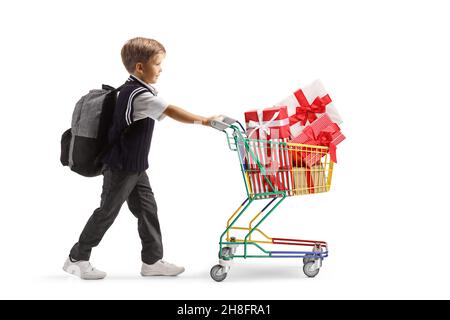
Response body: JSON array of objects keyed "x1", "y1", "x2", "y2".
[{"x1": 209, "y1": 116, "x2": 334, "y2": 282}]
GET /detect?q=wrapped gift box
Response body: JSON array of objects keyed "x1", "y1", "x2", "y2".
[
  {"x1": 244, "y1": 106, "x2": 290, "y2": 165},
  {"x1": 275, "y1": 79, "x2": 343, "y2": 138},
  {"x1": 245, "y1": 106, "x2": 290, "y2": 140},
  {"x1": 246, "y1": 163, "x2": 293, "y2": 198},
  {"x1": 291, "y1": 113, "x2": 345, "y2": 166},
  {"x1": 292, "y1": 165, "x2": 327, "y2": 195}
]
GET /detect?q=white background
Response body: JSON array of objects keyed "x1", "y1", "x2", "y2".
[{"x1": 0, "y1": 0, "x2": 449, "y2": 300}]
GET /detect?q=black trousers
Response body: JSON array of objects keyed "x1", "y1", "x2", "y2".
[{"x1": 70, "y1": 168, "x2": 163, "y2": 265}]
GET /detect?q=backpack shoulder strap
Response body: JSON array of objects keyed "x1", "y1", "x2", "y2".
[
  {"x1": 94, "y1": 83, "x2": 128, "y2": 165},
  {"x1": 102, "y1": 84, "x2": 125, "y2": 92}
]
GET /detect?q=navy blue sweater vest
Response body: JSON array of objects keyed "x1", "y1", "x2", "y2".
[{"x1": 102, "y1": 78, "x2": 155, "y2": 172}]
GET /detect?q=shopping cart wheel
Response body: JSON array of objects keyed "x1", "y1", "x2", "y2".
[
  {"x1": 304, "y1": 246, "x2": 323, "y2": 264},
  {"x1": 303, "y1": 261, "x2": 320, "y2": 278},
  {"x1": 303, "y1": 254, "x2": 314, "y2": 264},
  {"x1": 210, "y1": 264, "x2": 227, "y2": 282},
  {"x1": 220, "y1": 247, "x2": 233, "y2": 258}
]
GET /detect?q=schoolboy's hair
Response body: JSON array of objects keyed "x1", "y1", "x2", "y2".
[{"x1": 121, "y1": 37, "x2": 166, "y2": 73}]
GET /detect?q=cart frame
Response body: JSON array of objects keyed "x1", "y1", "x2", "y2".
[{"x1": 210, "y1": 118, "x2": 332, "y2": 281}]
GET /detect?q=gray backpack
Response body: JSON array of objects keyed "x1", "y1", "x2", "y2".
[{"x1": 60, "y1": 84, "x2": 122, "y2": 177}]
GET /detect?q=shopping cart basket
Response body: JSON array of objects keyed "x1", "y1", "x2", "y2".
[{"x1": 209, "y1": 116, "x2": 333, "y2": 282}]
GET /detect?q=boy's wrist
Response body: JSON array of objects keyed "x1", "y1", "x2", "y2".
[
  {"x1": 194, "y1": 118, "x2": 207, "y2": 126},
  {"x1": 200, "y1": 118, "x2": 209, "y2": 126}
]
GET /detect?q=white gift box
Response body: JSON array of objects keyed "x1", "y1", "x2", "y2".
[{"x1": 275, "y1": 79, "x2": 343, "y2": 138}]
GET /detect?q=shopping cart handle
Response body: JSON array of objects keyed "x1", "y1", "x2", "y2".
[{"x1": 210, "y1": 115, "x2": 237, "y2": 131}]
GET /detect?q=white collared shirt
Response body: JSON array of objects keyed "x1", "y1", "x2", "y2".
[{"x1": 127, "y1": 75, "x2": 169, "y2": 122}]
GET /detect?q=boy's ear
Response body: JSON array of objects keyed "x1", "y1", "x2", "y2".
[{"x1": 135, "y1": 62, "x2": 144, "y2": 73}]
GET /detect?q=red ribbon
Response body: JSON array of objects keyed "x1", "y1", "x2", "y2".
[
  {"x1": 289, "y1": 91, "x2": 332, "y2": 127},
  {"x1": 317, "y1": 123, "x2": 340, "y2": 163}
]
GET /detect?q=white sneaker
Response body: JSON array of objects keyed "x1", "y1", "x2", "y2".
[
  {"x1": 63, "y1": 257, "x2": 107, "y2": 280},
  {"x1": 141, "y1": 260, "x2": 185, "y2": 276}
]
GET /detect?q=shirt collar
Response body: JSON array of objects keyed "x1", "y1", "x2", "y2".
[{"x1": 127, "y1": 74, "x2": 158, "y2": 95}]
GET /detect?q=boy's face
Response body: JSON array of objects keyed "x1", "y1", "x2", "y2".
[{"x1": 134, "y1": 52, "x2": 165, "y2": 84}]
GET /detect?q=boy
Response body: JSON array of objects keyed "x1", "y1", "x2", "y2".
[{"x1": 63, "y1": 37, "x2": 218, "y2": 280}]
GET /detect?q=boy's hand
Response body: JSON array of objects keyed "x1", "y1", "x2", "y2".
[{"x1": 202, "y1": 115, "x2": 222, "y2": 126}]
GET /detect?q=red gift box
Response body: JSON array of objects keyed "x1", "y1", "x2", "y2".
[
  {"x1": 245, "y1": 106, "x2": 290, "y2": 140},
  {"x1": 244, "y1": 106, "x2": 290, "y2": 161},
  {"x1": 245, "y1": 142, "x2": 294, "y2": 197},
  {"x1": 290, "y1": 113, "x2": 345, "y2": 166},
  {"x1": 247, "y1": 165, "x2": 292, "y2": 198}
]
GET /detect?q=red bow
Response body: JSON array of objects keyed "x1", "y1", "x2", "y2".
[
  {"x1": 301, "y1": 123, "x2": 340, "y2": 163},
  {"x1": 289, "y1": 91, "x2": 332, "y2": 127}
]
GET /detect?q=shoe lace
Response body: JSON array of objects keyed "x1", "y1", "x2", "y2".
[{"x1": 159, "y1": 260, "x2": 179, "y2": 268}]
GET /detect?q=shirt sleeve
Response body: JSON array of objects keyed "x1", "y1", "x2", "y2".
[{"x1": 132, "y1": 91, "x2": 169, "y2": 122}]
